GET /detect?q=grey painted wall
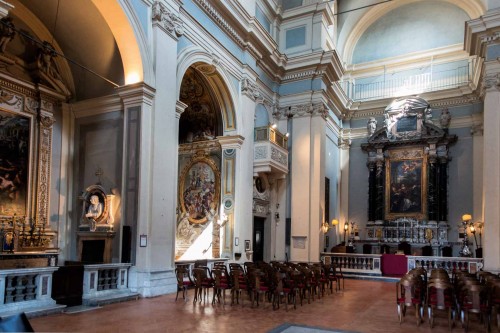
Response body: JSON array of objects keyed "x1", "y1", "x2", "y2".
[
  {"x1": 73, "y1": 112, "x2": 124, "y2": 262},
  {"x1": 255, "y1": 104, "x2": 269, "y2": 127},
  {"x1": 353, "y1": 1, "x2": 469, "y2": 64}
]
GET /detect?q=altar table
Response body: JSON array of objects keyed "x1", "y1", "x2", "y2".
[{"x1": 381, "y1": 254, "x2": 408, "y2": 276}]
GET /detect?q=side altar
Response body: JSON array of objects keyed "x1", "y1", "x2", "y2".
[{"x1": 361, "y1": 97, "x2": 456, "y2": 252}]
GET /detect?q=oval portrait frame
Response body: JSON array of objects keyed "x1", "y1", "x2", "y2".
[
  {"x1": 81, "y1": 184, "x2": 108, "y2": 224},
  {"x1": 179, "y1": 156, "x2": 220, "y2": 224}
]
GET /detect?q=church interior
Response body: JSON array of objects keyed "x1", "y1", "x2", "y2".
[{"x1": 0, "y1": 0, "x2": 499, "y2": 331}]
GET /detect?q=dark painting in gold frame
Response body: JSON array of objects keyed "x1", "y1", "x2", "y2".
[
  {"x1": 0, "y1": 109, "x2": 30, "y2": 217},
  {"x1": 179, "y1": 155, "x2": 220, "y2": 224},
  {"x1": 385, "y1": 148, "x2": 427, "y2": 220}
]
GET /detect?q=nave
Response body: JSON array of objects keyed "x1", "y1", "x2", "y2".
[{"x1": 30, "y1": 278, "x2": 490, "y2": 333}]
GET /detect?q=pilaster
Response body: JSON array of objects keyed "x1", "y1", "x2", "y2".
[{"x1": 290, "y1": 104, "x2": 327, "y2": 262}]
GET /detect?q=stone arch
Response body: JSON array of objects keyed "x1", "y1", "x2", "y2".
[
  {"x1": 342, "y1": 0, "x2": 485, "y2": 64},
  {"x1": 91, "y1": 0, "x2": 148, "y2": 84},
  {"x1": 177, "y1": 46, "x2": 239, "y2": 135}
]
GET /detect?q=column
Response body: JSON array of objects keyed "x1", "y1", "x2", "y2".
[
  {"x1": 367, "y1": 160, "x2": 376, "y2": 222},
  {"x1": 118, "y1": 1, "x2": 184, "y2": 297},
  {"x1": 427, "y1": 145, "x2": 438, "y2": 222},
  {"x1": 338, "y1": 134, "x2": 350, "y2": 245},
  {"x1": 374, "y1": 149, "x2": 385, "y2": 221},
  {"x1": 290, "y1": 104, "x2": 326, "y2": 262},
  {"x1": 482, "y1": 61, "x2": 500, "y2": 271}
]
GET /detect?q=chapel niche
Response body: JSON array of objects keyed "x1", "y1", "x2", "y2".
[
  {"x1": 178, "y1": 67, "x2": 222, "y2": 143},
  {"x1": 176, "y1": 65, "x2": 224, "y2": 260},
  {"x1": 361, "y1": 97, "x2": 456, "y2": 249}
]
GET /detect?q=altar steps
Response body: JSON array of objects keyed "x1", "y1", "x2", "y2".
[{"x1": 83, "y1": 291, "x2": 140, "y2": 307}]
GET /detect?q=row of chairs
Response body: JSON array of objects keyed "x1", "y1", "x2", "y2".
[
  {"x1": 175, "y1": 260, "x2": 344, "y2": 311},
  {"x1": 396, "y1": 267, "x2": 500, "y2": 331}
]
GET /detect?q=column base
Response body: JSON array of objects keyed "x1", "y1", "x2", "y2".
[{"x1": 128, "y1": 267, "x2": 176, "y2": 297}]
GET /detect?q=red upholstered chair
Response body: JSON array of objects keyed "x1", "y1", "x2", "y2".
[
  {"x1": 212, "y1": 268, "x2": 230, "y2": 305},
  {"x1": 175, "y1": 266, "x2": 193, "y2": 301},
  {"x1": 396, "y1": 274, "x2": 425, "y2": 326},
  {"x1": 249, "y1": 269, "x2": 270, "y2": 308},
  {"x1": 230, "y1": 269, "x2": 248, "y2": 306},
  {"x1": 460, "y1": 284, "x2": 489, "y2": 332},
  {"x1": 192, "y1": 267, "x2": 213, "y2": 303},
  {"x1": 426, "y1": 280, "x2": 455, "y2": 330}
]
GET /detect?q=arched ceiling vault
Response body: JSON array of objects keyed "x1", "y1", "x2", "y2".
[{"x1": 341, "y1": 0, "x2": 486, "y2": 64}]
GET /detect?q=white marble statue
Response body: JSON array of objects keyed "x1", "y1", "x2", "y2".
[{"x1": 367, "y1": 117, "x2": 377, "y2": 135}]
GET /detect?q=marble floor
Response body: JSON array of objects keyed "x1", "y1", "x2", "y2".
[{"x1": 31, "y1": 279, "x2": 493, "y2": 333}]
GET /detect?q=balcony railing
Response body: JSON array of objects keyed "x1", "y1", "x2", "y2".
[
  {"x1": 254, "y1": 126, "x2": 288, "y2": 149},
  {"x1": 340, "y1": 59, "x2": 475, "y2": 102}
]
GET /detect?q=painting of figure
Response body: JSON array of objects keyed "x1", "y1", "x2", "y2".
[
  {"x1": 385, "y1": 150, "x2": 427, "y2": 220},
  {"x1": 179, "y1": 158, "x2": 220, "y2": 224},
  {"x1": 389, "y1": 159, "x2": 422, "y2": 213},
  {"x1": 0, "y1": 109, "x2": 29, "y2": 216}
]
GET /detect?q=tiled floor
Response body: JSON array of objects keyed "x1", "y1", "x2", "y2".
[{"x1": 31, "y1": 279, "x2": 493, "y2": 333}]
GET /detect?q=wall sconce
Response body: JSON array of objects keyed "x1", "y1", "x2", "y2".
[
  {"x1": 322, "y1": 218, "x2": 339, "y2": 234},
  {"x1": 217, "y1": 212, "x2": 228, "y2": 227},
  {"x1": 275, "y1": 212, "x2": 280, "y2": 226},
  {"x1": 343, "y1": 223, "x2": 349, "y2": 244},
  {"x1": 271, "y1": 123, "x2": 277, "y2": 129}
]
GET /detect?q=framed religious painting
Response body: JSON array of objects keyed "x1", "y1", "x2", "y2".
[
  {"x1": 385, "y1": 148, "x2": 427, "y2": 220},
  {"x1": 0, "y1": 109, "x2": 31, "y2": 217},
  {"x1": 179, "y1": 155, "x2": 220, "y2": 224}
]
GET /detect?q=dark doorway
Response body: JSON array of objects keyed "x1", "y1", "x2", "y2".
[
  {"x1": 81, "y1": 240, "x2": 105, "y2": 263},
  {"x1": 253, "y1": 217, "x2": 265, "y2": 262}
]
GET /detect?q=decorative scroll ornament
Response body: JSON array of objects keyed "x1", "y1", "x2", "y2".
[
  {"x1": 277, "y1": 103, "x2": 328, "y2": 119},
  {"x1": 0, "y1": 89, "x2": 21, "y2": 108},
  {"x1": 241, "y1": 78, "x2": 260, "y2": 101},
  {"x1": 152, "y1": 1, "x2": 184, "y2": 37},
  {"x1": 481, "y1": 72, "x2": 500, "y2": 96}
]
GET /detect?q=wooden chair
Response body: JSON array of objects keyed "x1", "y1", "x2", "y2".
[
  {"x1": 396, "y1": 275, "x2": 424, "y2": 326},
  {"x1": 230, "y1": 269, "x2": 247, "y2": 306},
  {"x1": 426, "y1": 280, "x2": 455, "y2": 330},
  {"x1": 461, "y1": 283, "x2": 489, "y2": 332},
  {"x1": 212, "y1": 268, "x2": 230, "y2": 305},
  {"x1": 192, "y1": 267, "x2": 213, "y2": 303},
  {"x1": 175, "y1": 266, "x2": 193, "y2": 301}
]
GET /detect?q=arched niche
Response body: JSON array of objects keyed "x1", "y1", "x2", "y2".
[
  {"x1": 342, "y1": 0, "x2": 485, "y2": 64},
  {"x1": 352, "y1": 2, "x2": 470, "y2": 64},
  {"x1": 178, "y1": 66, "x2": 223, "y2": 143},
  {"x1": 255, "y1": 104, "x2": 270, "y2": 127},
  {"x1": 176, "y1": 61, "x2": 236, "y2": 260}
]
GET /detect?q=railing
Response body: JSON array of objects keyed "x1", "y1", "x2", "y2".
[
  {"x1": 254, "y1": 126, "x2": 288, "y2": 149},
  {"x1": 0, "y1": 266, "x2": 59, "y2": 313},
  {"x1": 321, "y1": 253, "x2": 484, "y2": 277},
  {"x1": 340, "y1": 59, "x2": 474, "y2": 102},
  {"x1": 321, "y1": 253, "x2": 382, "y2": 275},
  {"x1": 82, "y1": 263, "x2": 132, "y2": 303},
  {"x1": 407, "y1": 255, "x2": 483, "y2": 275}
]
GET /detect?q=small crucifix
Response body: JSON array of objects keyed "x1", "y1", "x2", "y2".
[{"x1": 95, "y1": 167, "x2": 103, "y2": 184}]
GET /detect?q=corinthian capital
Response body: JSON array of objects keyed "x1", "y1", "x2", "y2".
[
  {"x1": 241, "y1": 78, "x2": 260, "y2": 101},
  {"x1": 152, "y1": 2, "x2": 184, "y2": 38}
]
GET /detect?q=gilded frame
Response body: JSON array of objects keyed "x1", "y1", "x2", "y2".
[
  {"x1": 385, "y1": 148, "x2": 427, "y2": 220},
  {"x1": 0, "y1": 108, "x2": 32, "y2": 217},
  {"x1": 179, "y1": 155, "x2": 220, "y2": 224}
]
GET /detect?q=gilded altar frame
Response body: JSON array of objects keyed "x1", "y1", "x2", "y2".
[
  {"x1": 385, "y1": 148, "x2": 427, "y2": 220},
  {"x1": 179, "y1": 154, "x2": 220, "y2": 224}
]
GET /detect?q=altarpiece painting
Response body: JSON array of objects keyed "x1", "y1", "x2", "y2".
[{"x1": 0, "y1": 109, "x2": 30, "y2": 216}]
